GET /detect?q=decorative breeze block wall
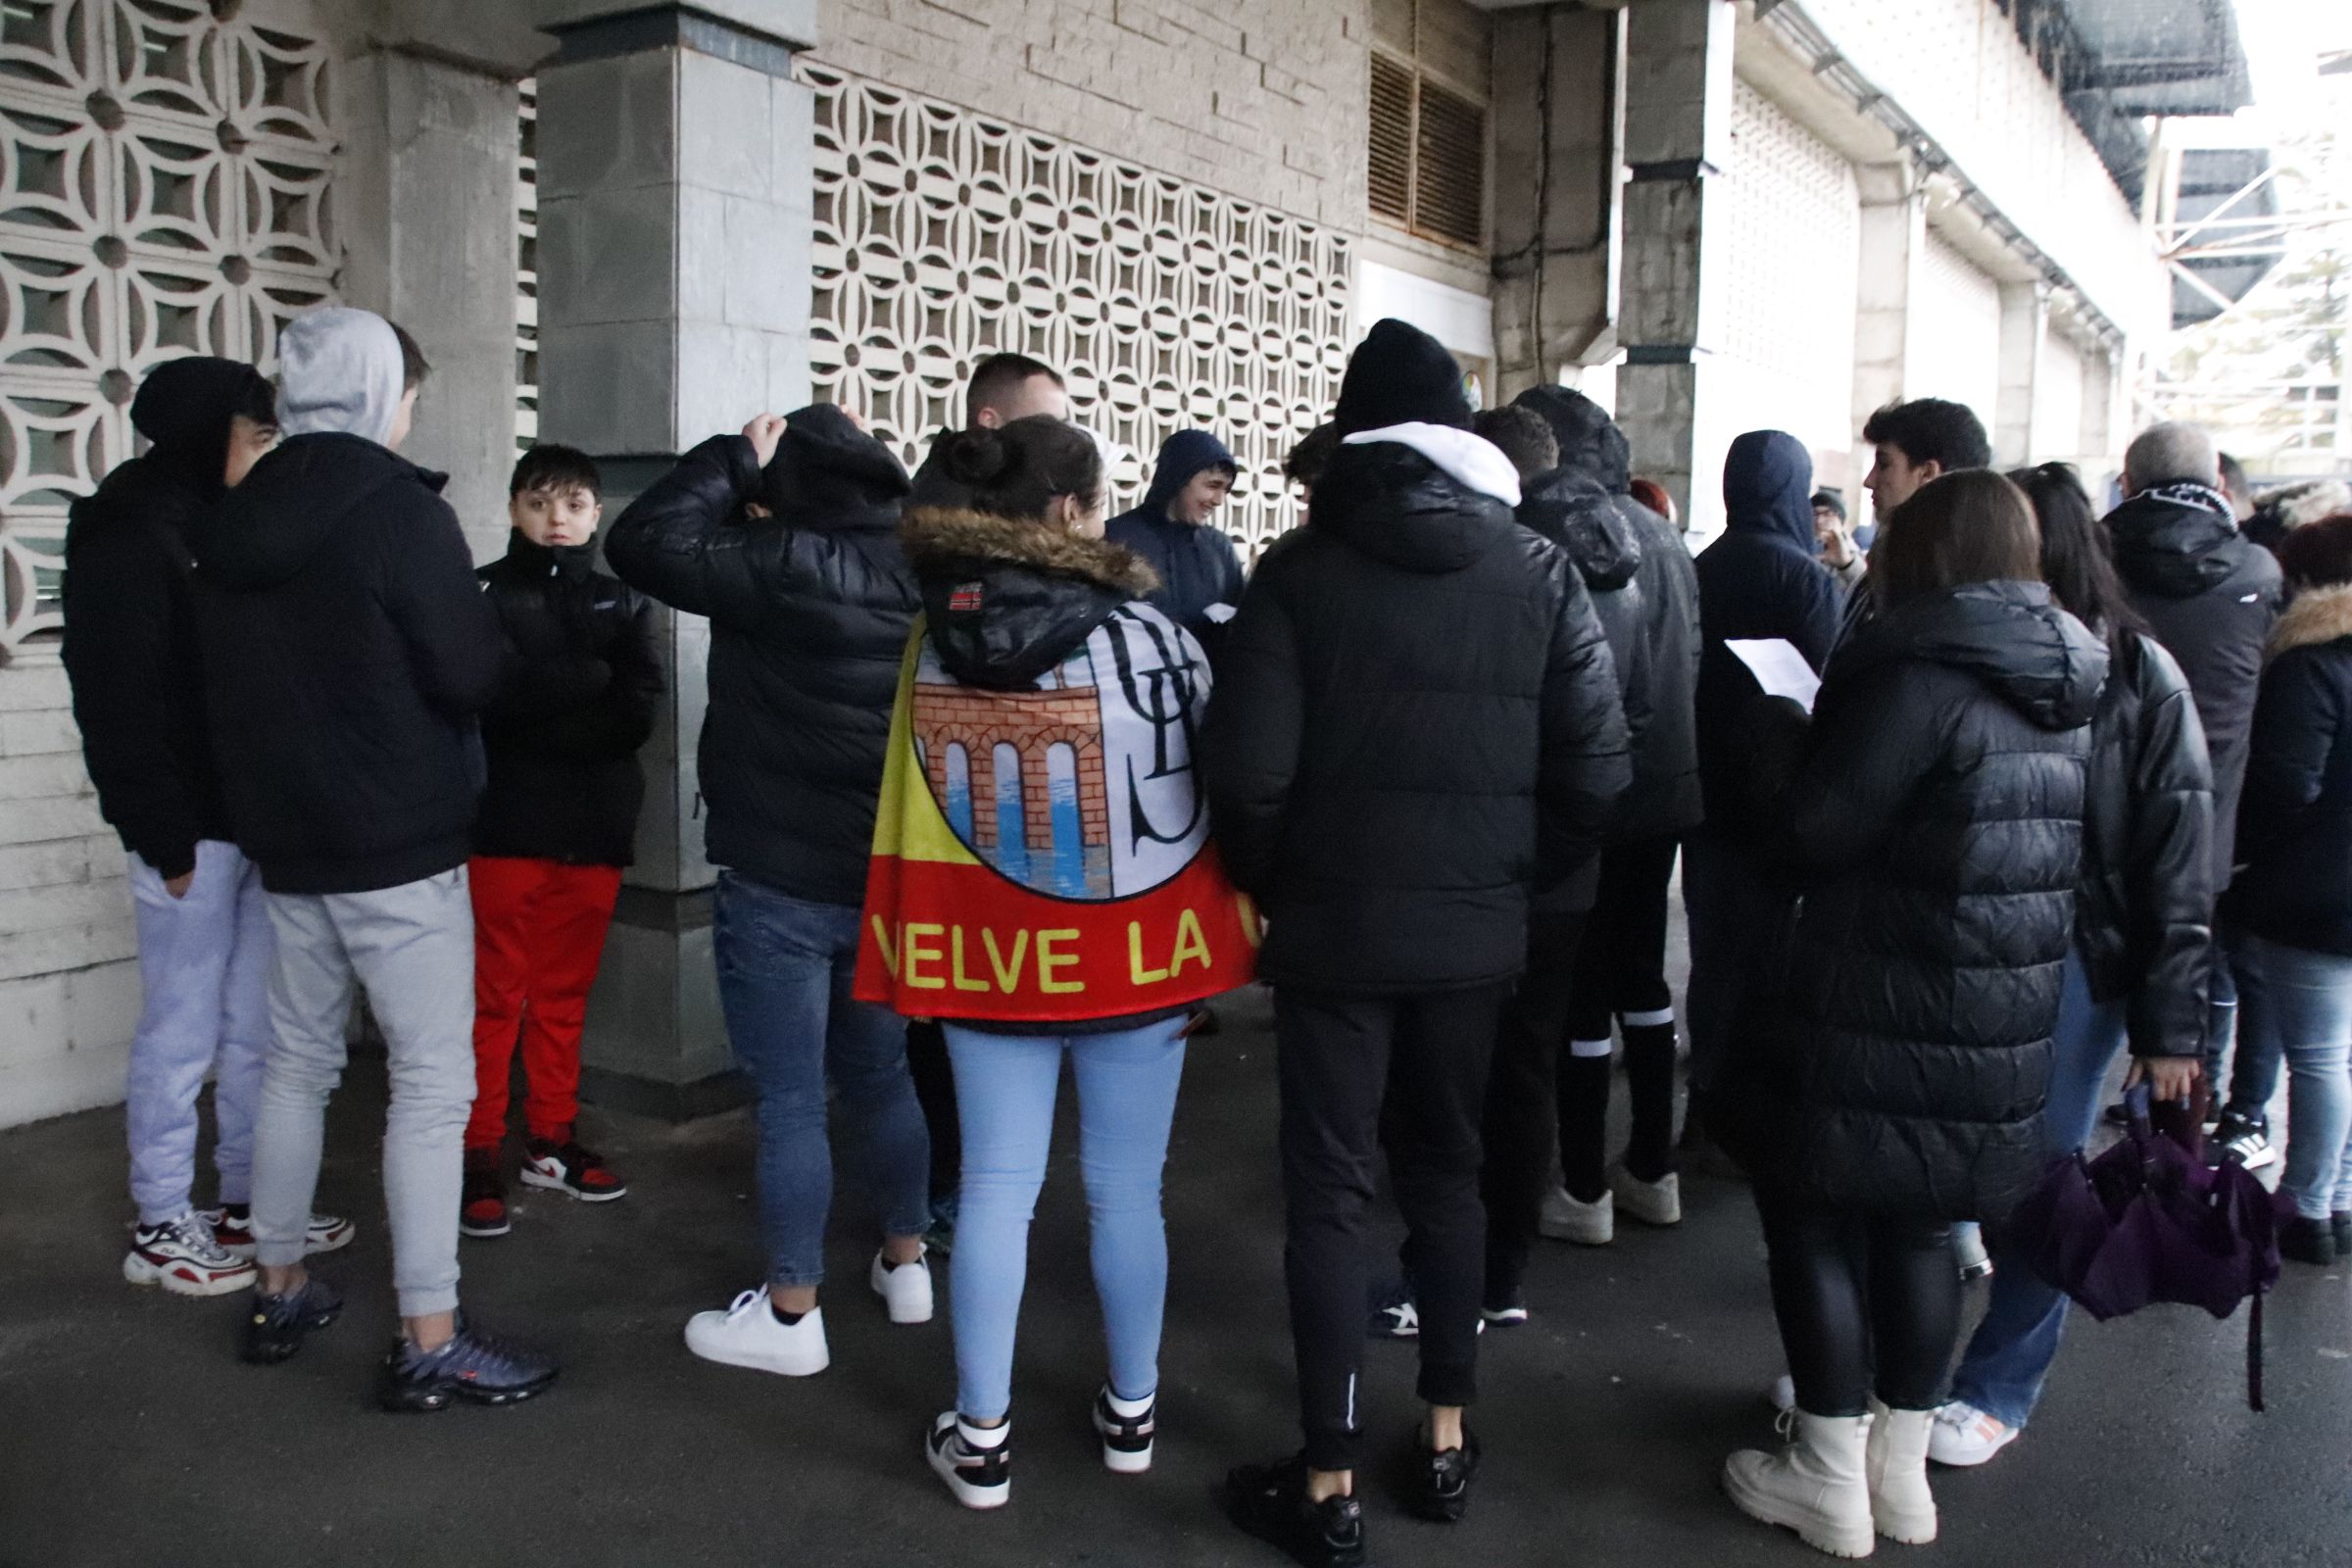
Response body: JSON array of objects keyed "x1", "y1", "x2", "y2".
[{"x1": 799, "y1": 61, "x2": 1351, "y2": 560}]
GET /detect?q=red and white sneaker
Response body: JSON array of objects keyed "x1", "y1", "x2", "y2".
[
  {"x1": 204, "y1": 1204, "x2": 357, "y2": 1260},
  {"x1": 123, "y1": 1212, "x2": 256, "y2": 1298},
  {"x1": 520, "y1": 1134, "x2": 627, "y2": 1201}
]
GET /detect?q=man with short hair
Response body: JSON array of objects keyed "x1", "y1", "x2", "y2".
[
  {"x1": 910, "y1": 351, "x2": 1071, "y2": 510},
  {"x1": 1861, "y1": 397, "x2": 1992, "y2": 518},
  {"x1": 2218, "y1": 450, "x2": 2255, "y2": 522},
  {"x1": 1812, "y1": 487, "x2": 1864, "y2": 592},
  {"x1": 2106, "y1": 421, "x2": 2283, "y2": 1159}
]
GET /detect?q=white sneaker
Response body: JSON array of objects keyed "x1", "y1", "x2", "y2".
[
  {"x1": 870, "y1": 1248, "x2": 934, "y2": 1325},
  {"x1": 1539, "y1": 1185, "x2": 1614, "y2": 1246},
  {"x1": 927, "y1": 1411, "x2": 1011, "y2": 1508},
  {"x1": 1094, "y1": 1386, "x2": 1155, "y2": 1474},
  {"x1": 1609, "y1": 1166, "x2": 1682, "y2": 1227},
  {"x1": 683, "y1": 1288, "x2": 829, "y2": 1376},
  {"x1": 122, "y1": 1211, "x2": 255, "y2": 1298},
  {"x1": 1723, "y1": 1411, "x2": 1877, "y2": 1558},
  {"x1": 1926, "y1": 1400, "x2": 2018, "y2": 1468},
  {"x1": 202, "y1": 1205, "x2": 355, "y2": 1260},
  {"x1": 1865, "y1": 1398, "x2": 1938, "y2": 1544}
]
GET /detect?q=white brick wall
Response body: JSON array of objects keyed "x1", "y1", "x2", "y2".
[{"x1": 0, "y1": 654, "x2": 138, "y2": 1129}]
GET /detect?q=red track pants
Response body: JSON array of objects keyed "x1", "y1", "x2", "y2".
[{"x1": 466, "y1": 856, "x2": 623, "y2": 1151}]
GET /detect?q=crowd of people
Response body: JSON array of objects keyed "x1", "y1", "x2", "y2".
[{"x1": 59, "y1": 300, "x2": 2352, "y2": 1564}]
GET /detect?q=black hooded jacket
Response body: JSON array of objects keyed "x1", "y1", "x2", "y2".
[
  {"x1": 473, "y1": 532, "x2": 663, "y2": 866},
  {"x1": 2075, "y1": 629, "x2": 2213, "y2": 1056},
  {"x1": 605, "y1": 408, "x2": 919, "y2": 906},
  {"x1": 1724, "y1": 581, "x2": 2107, "y2": 1221},
  {"x1": 1516, "y1": 385, "x2": 1703, "y2": 839},
  {"x1": 1200, "y1": 439, "x2": 1632, "y2": 994},
  {"x1": 2105, "y1": 482, "x2": 2282, "y2": 881},
  {"x1": 1693, "y1": 431, "x2": 1843, "y2": 839},
  {"x1": 2228, "y1": 585, "x2": 2352, "y2": 957},
  {"x1": 191, "y1": 433, "x2": 501, "y2": 895},
  {"x1": 1104, "y1": 429, "x2": 1246, "y2": 637},
  {"x1": 62, "y1": 358, "x2": 269, "y2": 882}
]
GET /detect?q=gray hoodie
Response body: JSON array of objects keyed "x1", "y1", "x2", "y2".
[{"x1": 274, "y1": 306, "x2": 405, "y2": 445}]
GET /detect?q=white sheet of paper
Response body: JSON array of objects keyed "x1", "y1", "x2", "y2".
[
  {"x1": 1725, "y1": 637, "x2": 1822, "y2": 713},
  {"x1": 1202, "y1": 602, "x2": 1239, "y2": 624}
]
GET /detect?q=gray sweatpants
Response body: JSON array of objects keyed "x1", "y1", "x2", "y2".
[{"x1": 249, "y1": 868, "x2": 474, "y2": 1317}]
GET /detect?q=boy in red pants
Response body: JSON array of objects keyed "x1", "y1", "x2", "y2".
[{"x1": 463, "y1": 445, "x2": 663, "y2": 1237}]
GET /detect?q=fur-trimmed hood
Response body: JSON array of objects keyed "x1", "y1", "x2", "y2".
[
  {"x1": 2271, "y1": 581, "x2": 2352, "y2": 660},
  {"x1": 2267, "y1": 479, "x2": 2352, "y2": 532},
  {"x1": 901, "y1": 506, "x2": 1163, "y2": 689}
]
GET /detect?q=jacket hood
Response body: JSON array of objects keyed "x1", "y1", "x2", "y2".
[
  {"x1": 1518, "y1": 466, "x2": 1642, "y2": 592},
  {"x1": 1140, "y1": 429, "x2": 1237, "y2": 515},
  {"x1": 763, "y1": 403, "x2": 909, "y2": 526},
  {"x1": 1311, "y1": 440, "x2": 1522, "y2": 575},
  {"x1": 1844, "y1": 579, "x2": 2108, "y2": 732},
  {"x1": 2270, "y1": 581, "x2": 2352, "y2": 659},
  {"x1": 2106, "y1": 483, "x2": 2244, "y2": 599},
  {"x1": 1512, "y1": 385, "x2": 1631, "y2": 494},
  {"x1": 192, "y1": 432, "x2": 445, "y2": 591},
  {"x1": 2261, "y1": 478, "x2": 2352, "y2": 531},
  {"x1": 494, "y1": 528, "x2": 596, "y2": 582},
  {"x1": 274, "y1": 307, "x2": 406, "y2": 445},
  {"x1": 901, "y1": 507, "x2": 1158, "y2": 689},
  {"x1": 1722, "y1": 431, "x2": 1817, "y2": 552},
  {"x1": 127, "y1": 356, "x2": 272, "y2": 504},
  {"x1": 1340, "y1": 423, "x2": 1521, "y2": 506}
]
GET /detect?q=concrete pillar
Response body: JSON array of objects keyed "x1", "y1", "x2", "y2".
[
  {"x1": 336, "y1": 48, "x2": 524, "y2": 562},
  {"x1": 1849, "y1": 160, "x2": 1926, "y2": 531},
  {"x1": 1615, "y1": 0, "x2": 1735, "y2": 531},
  {"x1": 1489, "y1": 4, "x2": 1624, "y2": 402},
  {"x1": 1994, "y1": 280, "x2": 2051, "y2": 466},
  {"x1": 533, "y1": 1, "x2": 817, "y2": 1116}
]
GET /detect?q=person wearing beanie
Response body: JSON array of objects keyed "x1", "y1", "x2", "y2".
[
  {"x1": 606, "y1": 403, "x2": 934, "y2": 1382},
  {"x1": 459, "y1": 444, "x2": 662, "y2": 1240},
  {"x1": 63, "y1": 357, "x2": 356, "y2": 1302},
  {"x1": 1812, "y1": 487, "x2": 1866, "y2": 593},
  {"x1": 1211, "y1": 318, "x2": 1631, "y2": 1567},
  {"x1": 1105, "y1": 428, "x2": 1246, "y2": 638},
  {"x1": 190, "y1": 306, "x2": 554, "y2": 1409}
]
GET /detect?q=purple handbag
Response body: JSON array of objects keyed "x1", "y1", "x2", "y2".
[{"x1": 2007, "y1": 1083, "x2": 2288, "y2": 1409}]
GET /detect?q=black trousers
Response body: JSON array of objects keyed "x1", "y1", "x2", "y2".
[
  {"x1": 1755, "y1": 1187, "x2": 1959, "y2": 1417},
  {"x1": 1563, "y1": 834, "x2": 1680, "y2": 1035},
  {"x1": 1277, "y1": 984, "x2": 1507, "y2": 1472},
  {"x1": 1480, "y1": 912, "x2": 1586, "y2": 1305},
  {"x1": 905, "y1": 1019, "x2": 959, "y2": 1206}
]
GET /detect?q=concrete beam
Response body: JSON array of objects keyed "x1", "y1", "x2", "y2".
[{"x1": 1995, "y1": 279, "x2": 2050, "y2": 467}]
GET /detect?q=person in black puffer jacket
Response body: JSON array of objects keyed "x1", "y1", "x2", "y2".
[
  {"x1": 63, "y1": 356, "x2": 287, "y2": 1288},
  {"x1": 1936, "y1": 462, "x2": 2211, "y2": 1463},
  {"x1": 1514, "y1": 385, "x2": 1706, "y2": 1242},
  {"x1": 460, "y1": 444, "x2": 663, "y2": 1233},
  {"x1": 2226, "y1": 514, "x2": 2352, "y2": 1264},
  {"x1": 1104, "y1": 426, "x2": 1246, "y2": 639},
  {"x1": 1716, "y1": 471, "x2": 2104, "y2": 1558},
  {"x1": 605, "y1": 404, "x2": 933, "y2": 1375},
  {"x1": 1210, "y1": 320, "x2": 1629, "y2": 1560},
  {"x1": 2103, "y1": 422, "x2": 2282, "y2": 1114}
]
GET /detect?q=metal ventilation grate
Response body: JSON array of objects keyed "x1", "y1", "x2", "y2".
[
  {"x1": 1413, "y1": 78, "x2": 1485, "y2": 247},
  {"x1": 1364, "y1": 0, "x2": 1489, "y2": 252},
  {"x1": 1368, "y1": 51, "x2": 1413, "y2": 224}
]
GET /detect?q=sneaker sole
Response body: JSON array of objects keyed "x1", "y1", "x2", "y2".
[
  {"x1": 1721, "y1": 1465, "x2": 1875, "y2": 1558},
  {"x1": 123, "y1": 1250, "x2": 254, "y2": 1298},
  {"x1": 1480, "y1": 1307, "x2": 1529, "y2": 1327},
  {"x1": 1537, "y1": 1221, "x2": 1613, "y2": 1246},
  {"x1": 1222, "y1": 1483, "x2": 1366, "y2": 1568},
  {"x1": 683, "y1": 1326, "x2": 829, "y2": 1378},
  {"x1": 927, "y1": 1437, "x2": 1010, "y2": 1509},
  {"x1": 1093, "y1": 1409, "x2": 1154, "y2": 1474},
  {"x1": 517, "y1": 1167, "x2": 628, "y2": 1201},
  {"x1": 379, "y1": 1371, "x2": 557, "y2": 1413},
  {"x1": 871, "y1": 1264, "x2": 935, "y2": 1325},
  {"x1": 460, "y1": 1217, "x2": 514, "y2": 1239}
]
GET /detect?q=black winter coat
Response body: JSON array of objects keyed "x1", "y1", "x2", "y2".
[
  {"x1": 1200, "y1": 440, "x2": 1632, "y2": 994},
  {"x1": 191, "y1": 434, "x2": 501, "y2": 896},
  {"x1": 1693, "y1": 432, "x2": 1843, "y2": 840},
  {"x1": 1728, "y1": 581, "x2": 2106, "y2": 1221},
  {"x1": 2074, "y1": 629, "x2": 2213, "y2": 1056},
  {"x1": 474, "y1": 532, "x2": 663, "y2": 867},
  {"x1": 1514, "y1": 385, "x2": 1701, "y2": 838},
  {"x1": 605, "y1": 412, "x2": 918, "y2": 906},
  {"x1": 2106, "y1": 484, "x2": 2282, "y2": 882},
  {"x1": 2228, "y1": 584, "x2": 2352, "y2": 956},
  {"x1": 62, "y1": 457, "x2": 232, "y2": 882}
]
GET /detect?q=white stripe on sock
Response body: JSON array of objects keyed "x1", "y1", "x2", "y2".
[
  {"x1": 1622, "y1": 1008, "x2": 1676, "y2": 1028},
  {"x1": 1568, "y1": 1038, "x2": 1614, "y2": 1058}
]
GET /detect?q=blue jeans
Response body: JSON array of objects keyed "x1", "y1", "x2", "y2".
[
  {"x1": 711, "y1": 871, "x2": 930, "y2": 1288},
  {"x1": 2233, "y1": 932, "x2": 2352, "y2": 1220},
  {"x1": 944, "y1": 1017, "x2": 1189, "y2": 1423},
  {"x1": 1949, "y1": 951, "x2": 2126, "y2": 1429}
]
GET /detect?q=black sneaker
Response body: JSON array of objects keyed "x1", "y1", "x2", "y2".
[
  {"x1": 1367, "y1": 1276, "x2": 1418, "y2": 1340},
  {"x1": 520, "y1": 1132, "x2": 626, "y2": 1201},
  {"x1": 926, "y1": 1411, "x2": 1011, "y2": 1509},
  {"x1": 2332, "y1": 1211, "x2": 2352, "y2": 1254},
  {"x1": 2211, "y1": 1112, "x2": 2278, "y2": 1172},
  {"x1": 241, "y1": 1275, "x2": 343, "y2": 1364},
  {"x1": 376, "y1": 1314, "x2": 558, "y2": 1411},
  {"x1": 1225, "y1": 1454, "x2": 1366, "y2": 1568},
  {"x1": 461, "y1": 1164, "x2": 511, "y2": 1239},
  {"x1": 1481, "y1": 1287, "x2": 1529, "y2": 1327},
  {"x1": 1094, "y1": 1386, "x2": 1154, "y2": 1474},
  {"x1": 2281, "y1": 1215, "x2": 2337, "y2": 1267},
  {"x1": 1403, "y1": 1428, "x2": 1481, "y2": 1523}
]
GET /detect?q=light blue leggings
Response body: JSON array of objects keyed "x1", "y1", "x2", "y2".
[{"x1": 944, "y1": 1017, "x2": 1189, "y2": 1422}]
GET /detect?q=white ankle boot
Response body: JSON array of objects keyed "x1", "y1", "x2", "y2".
[
  {"x1": 1864, "y1": 1399, "x2": 1938, "y2": 1544},
  {"x1": 1724, "y1": 1411, "x2": 1876, "y2": 1558}
]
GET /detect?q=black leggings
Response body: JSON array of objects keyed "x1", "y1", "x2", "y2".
[{"x1": 1755, "y1": 1189, "x2": 1959, "y2": 1417}]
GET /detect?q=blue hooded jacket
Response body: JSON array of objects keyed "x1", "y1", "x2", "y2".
[
  {"x1": 1692, "y1": 430, "x2": 1842, "y2": 833},
  {"x1": 1105, "y1": 429, "x2": 1245, "y2": 636}
]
